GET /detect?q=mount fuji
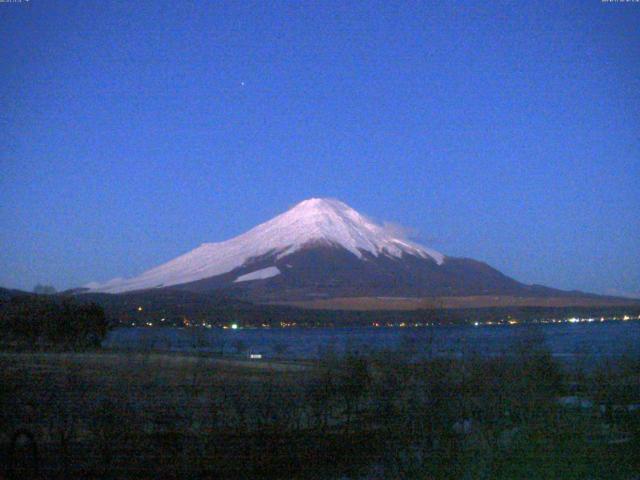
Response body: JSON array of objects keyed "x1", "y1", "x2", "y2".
[{"x1": 86, "y1": 198, "x2": 573, "y2": 302}]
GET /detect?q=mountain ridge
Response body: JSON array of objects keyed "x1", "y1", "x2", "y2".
[
  {"x1": 88, "y1": 198, "x2": 445, "y2": 294},
  {"x1": 85, "y1": 198, "x2": 617, "y2": 303}
]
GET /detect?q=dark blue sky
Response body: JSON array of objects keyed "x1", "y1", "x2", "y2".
[{"x1": 1, "y1": 1, "x2": 638, "y2": 296}]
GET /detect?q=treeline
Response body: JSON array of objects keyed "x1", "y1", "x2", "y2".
[
  {"x1": 9, "y1": 287, "x2": 639, "y2": 328},
  {"x1": 0, "y1": 294, "x2": 108, "y2": 350},
  {"x1": 96, "y1": 298, "x2": 640, "y2": 329}
]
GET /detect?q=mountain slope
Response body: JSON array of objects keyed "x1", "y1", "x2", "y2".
[
  {"x1": 88, "y1": 198, "x2": 444, "y2": 294},
  {"x1": 86, "y1": 198, "x2": 594, "y2": 302}
]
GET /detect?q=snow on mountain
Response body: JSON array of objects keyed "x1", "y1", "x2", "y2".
[
  {"x1": 234, "y1": 266, "x2": 281, "y2": 283},
  {"x1": 88, "y1": 198, "x2": 444, "y2": 293}
]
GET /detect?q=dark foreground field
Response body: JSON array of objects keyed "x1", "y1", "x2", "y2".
[{"x1": 1, "y1": 337, "x2": 639, "y2": 479}]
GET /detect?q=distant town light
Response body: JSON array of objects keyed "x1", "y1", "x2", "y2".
[
  {"x1": 249, "y1": 353, "x2": 262, "y2": 359},
  {"x1": 473, "y1": 322, "x2": 479, "y2": 327},
  {"x1": 231, "y1": 323, "x2": 238, "y2": 330},
  {"x1": 137, "y1": 306, "x2": 143, "y2": 312}
]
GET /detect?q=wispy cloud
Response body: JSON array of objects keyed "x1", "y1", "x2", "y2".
[{"x1": 381, "y1": 221, "x2": 418, "y2": 240}]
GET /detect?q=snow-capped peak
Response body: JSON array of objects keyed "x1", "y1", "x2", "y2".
[
  {"x1": 88, "y1": 198, "x2": 444, "y2": 293},
  {"x1": 265, "y1": 198, "x2": 443, "y2": 262}
]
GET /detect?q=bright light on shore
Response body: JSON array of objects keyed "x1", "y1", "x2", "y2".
[{"x1": 231, "y1": 323, "x2": 238, "y2": 330}]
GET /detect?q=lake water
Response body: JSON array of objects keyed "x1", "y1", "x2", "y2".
[{"x1": 103, "y1": 321, "x2": 640, "y2": 365}]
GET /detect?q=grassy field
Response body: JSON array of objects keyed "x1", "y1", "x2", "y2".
[
  {"x1": 276, "y1": 295, "x2": 640, "y2": 310},
  {"x1": 1, "y1": 347, "x2": 639, "y2": 479},
  {"x1": 0, "y1": 352, "x2": 379, "y2": 479}
]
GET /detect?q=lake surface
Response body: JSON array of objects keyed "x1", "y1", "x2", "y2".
[{"x1": 103, "y1": 321, "x2": 640, "y2": 365}]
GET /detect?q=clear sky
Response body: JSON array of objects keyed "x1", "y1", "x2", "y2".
[{"x1": 1, "y1": 1, "x2": 638, "y2": 296}]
